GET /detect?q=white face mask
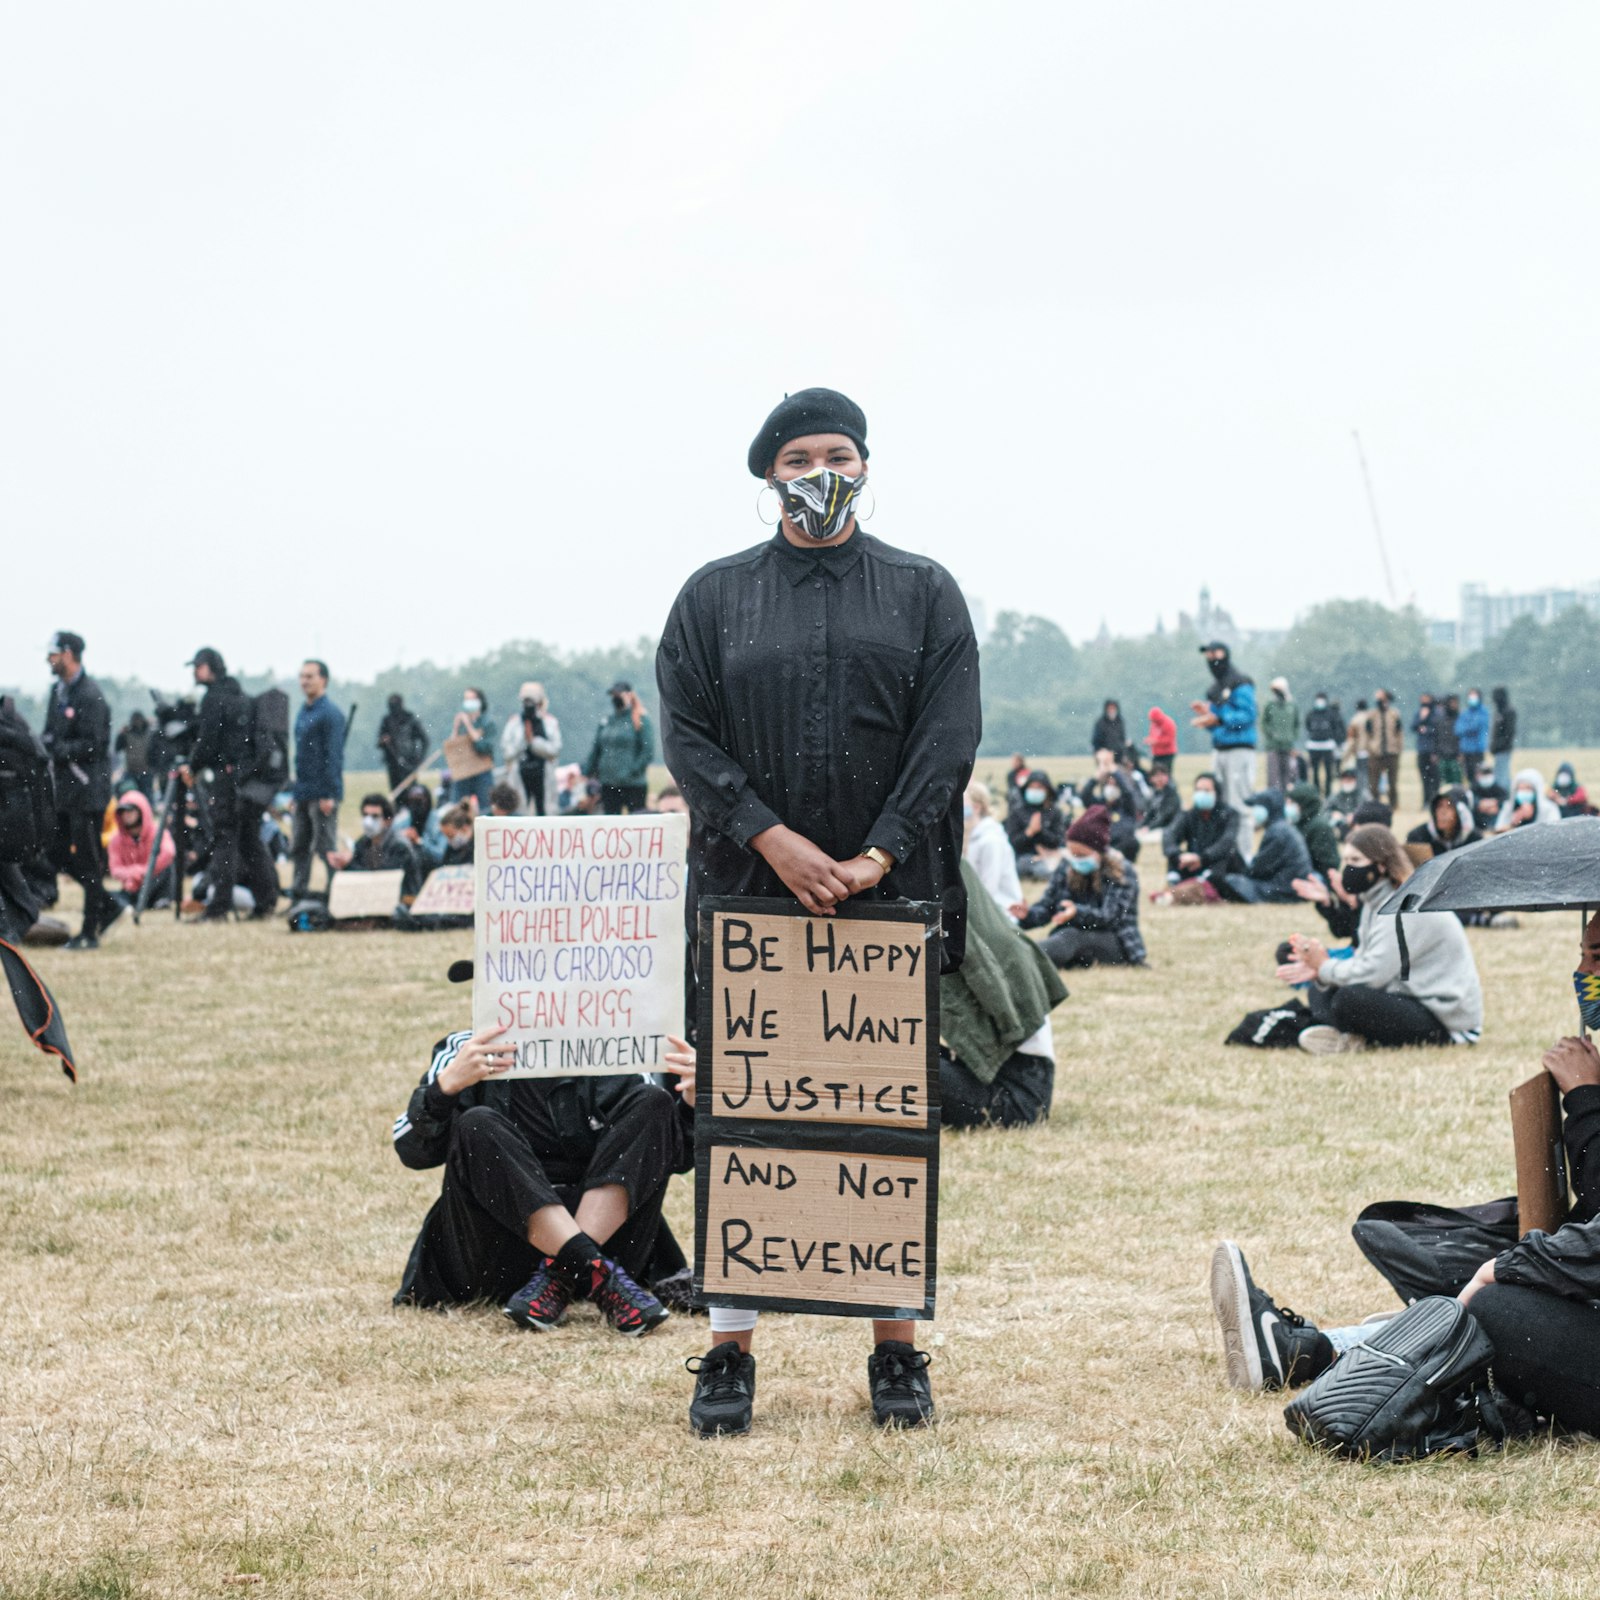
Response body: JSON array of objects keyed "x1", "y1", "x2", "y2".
[
  {"x1": 462, "y1": 698, "x2": 481, "y2": 716},
  {"x1": 361, "y1": 814, "x2": 386, "y2": 838}
]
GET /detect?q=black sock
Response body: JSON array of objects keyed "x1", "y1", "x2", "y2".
[{"x1": 551, "y1": 1232, "x2": 608, "y2": 1299}]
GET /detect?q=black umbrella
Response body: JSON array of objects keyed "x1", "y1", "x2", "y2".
[{"x1": 1380, "y1": 817, "x2": 1600, "y2": 917}]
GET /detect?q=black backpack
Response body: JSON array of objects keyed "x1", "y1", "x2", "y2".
[
  {"x1": 0, "y1": 695, "x2": 55, "y2": 863},
  {"x1": 1283, "y1": 1295, "x2": 1508, "y2": 1461},
  {"x1": 240, "y1": 688, "x2": 290, "y2": 806}
]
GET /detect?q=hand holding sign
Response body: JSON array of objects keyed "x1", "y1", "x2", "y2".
[{"x1": 434, "y1": 1023, "x2": 516, "y2": 1095}]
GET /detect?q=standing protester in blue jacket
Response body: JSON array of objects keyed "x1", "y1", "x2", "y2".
[
  {"x1": 289, "y1": 659, "x2": 346, "y2": 901},
  {"x1": 41, "y1": 630, "x2": 114, "y2": 950},
  {"x1": 1455, "y1": 688, "x2": 1490, "y2": 768},
  {"x1": 1190, "y1": 641, "x2": 1258, "y2": 859}
]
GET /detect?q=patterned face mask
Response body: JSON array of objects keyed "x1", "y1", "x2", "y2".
[
  {"x1": 771, "y1": 467, "x2": 864, "y2": 542},
  {"x1": 1576, "y1": 970, "x2": 1600, "y2": 1031}
]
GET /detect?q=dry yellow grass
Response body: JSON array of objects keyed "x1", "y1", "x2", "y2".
[{"x1": 4, "y1": 766, "x2": 1600, "y2": 1598}]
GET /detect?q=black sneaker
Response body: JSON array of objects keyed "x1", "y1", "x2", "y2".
[
  {"x1": 63, "y1": 934, "x2": 99, "y2": 952},
  {"x1": 591, "y1": 1258, "x2": 669, "y2": 1337},
  {"x1": 687, "y1": 1341, "x2": 756, "y2": 1437},
  {"x1": 503, "y1": 1260, "x2": 572, "y2": 1331},
  {"x1": 1210, "y1": 1240, "x2": 1334, "y2": 1391},
  {"x1": 867, "y1": 1341, "x2": 935, "y2": 1427}
]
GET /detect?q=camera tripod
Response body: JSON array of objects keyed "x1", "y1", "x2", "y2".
[{"x1": 132, "y1": 767, "x2": 190, "y2": 923}]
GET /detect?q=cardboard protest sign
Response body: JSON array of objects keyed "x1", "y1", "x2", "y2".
[
  {"x1": 443, "y1": 734, "x2": 494, "y2": 781},
  {"x1": 473, "y1": 813, "x2": 688, "y2": 1077},
  {"x1": 694, "y1": 898, "x2": 940, "y2": 1320},
  {"x1": 411, "y1": 864, "x2": 474, "y2": 916},
  {"x1": 1511, "y1": 1072, "x2": 1570, "y2": 1237},
  {"x1": 328, "y1": 868, "x2": 405, "y2": 920}
]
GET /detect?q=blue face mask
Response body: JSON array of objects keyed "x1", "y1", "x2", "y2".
[
  {"x1": 1284, "y1": 800, "x2": 1301, "y2": 824},
  {"x1": 1194, "y1": 790, "x2": 1217, "y2": 812},
  {"x1": 1515, "y1": 789, "x2": 1535, "y2": 807},
  {"x1": 1024, "y1": 788, "x2": 1047, "y2": 807},
  {"x1": 1577, "y1": 971, "x2": 1600, "y2": 1030},
  {"x1": 1251, "y1": 804, "x2": 1270, "y2": 827},
  {"x1": 1068, "y1": 852, "x2": 1099, "y2": 874}
]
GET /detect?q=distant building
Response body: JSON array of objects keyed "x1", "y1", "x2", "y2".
[
  {"x1": 1176, "y1": 586, "x2": 1237, "y2": 642},
  {"x1": 1454, "y1": 582, "x2": 1600, "y2": 653}
]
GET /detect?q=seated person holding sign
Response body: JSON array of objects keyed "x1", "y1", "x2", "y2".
[
  {"x1": 392, "y1": 981, "x2": 690, "y2": 1336},
  {"x1": 328, "y1": 793, "x2": 424, "y2": 901},
  {"x1": 657, "y1": 386, "x2": 981, "y2": 1436},
  {"x1": 1206, "y1": 914, "x2": 1600, "y2": 1434}
]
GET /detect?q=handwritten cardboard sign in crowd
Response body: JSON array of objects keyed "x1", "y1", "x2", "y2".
[
  {"x1": 411, "y1": 864, "x2": 474, "y2": 917},
  {"x1": 694, "y1": 899, "x2": 941, "y2": 1320},
  {"x1": 473, "y1": 814, "x2": 688, "y2": 1077}
]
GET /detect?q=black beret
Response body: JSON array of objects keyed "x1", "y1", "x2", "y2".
[{"x1": 747, "y1": 387, "x2": 869, "y2": 479}]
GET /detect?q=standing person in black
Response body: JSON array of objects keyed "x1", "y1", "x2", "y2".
[
  {"x1": 376, "y1": 693, "x2": 428, "y2": 793},
  {"x1": 41, "y1": 631, "x2": 113, "y2": 950},
  {"x1": 180, "y1": 647, "x2": 277, "y2": 921},
  {"x1": 1490, "y1": 686, "x2": 1517, "y2": 794},
  {"x1": 1410, "y1": 692, "x2": 1440, "y2": 805},
  {"x1": 657, "y1": 386, "x2": 981, "y2": 1437},
  {"x1": 114, "y1": 710, "x2": 157, "y2": 800},
  {"x1": 1302, "y1": 691, "x2": 1343, "y2": 797},
  {"x1": 1091, "y1": 700, "x2": 1128, "y2": 763}
]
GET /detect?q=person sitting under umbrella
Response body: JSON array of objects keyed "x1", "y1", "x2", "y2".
[{"x1": 1276, "y1": 824, "x2": 1483, "y2": 1054}]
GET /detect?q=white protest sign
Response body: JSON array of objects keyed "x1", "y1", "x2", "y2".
[
  {"x1": 411, "y1": 865, "x2": 474, "y2": 916},
  {"x1": 328, "y1": 868, "x2": 405, "y2": 920},
  {"x1": 473, "y1": 813, "x2": 688, "y2": 1077}
]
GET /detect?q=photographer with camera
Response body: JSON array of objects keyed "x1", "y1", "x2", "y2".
[
  {"x1": 583, "y1": 682, "x2": 653, "y2": 816},
  {"x1": 498, "y1": 681, "x2": 561, "y2": 816},
  {"x1": 41, "y1": 631, "x2": 114, "y2": 950},
  {"x1": 179, "y1": 647, "x2": 278, "y2": 922}
]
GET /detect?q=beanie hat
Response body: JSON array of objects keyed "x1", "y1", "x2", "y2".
[
  {"x1": 748, "y1": 387, "x2": 869, "y2": 478},
  {"x1": 1066, "y1": 805, "x2": 1111, "y2": 854}
]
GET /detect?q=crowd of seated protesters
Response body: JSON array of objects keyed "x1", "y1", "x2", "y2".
[
  {"x1": 964, "y1": 780, "x2": 1022, "y2": 916},
  {"x1": 1273, "y1": 824, "x2": 1483, "y2": 1054},
  {"x1": 938, "y1": 860, "x2": 1066, "y2": 1128},
  {"x1": 1005, "y1": 767, "x2": 1068, "y2": 880},
  {"x1": 1158, "y1": 787, "x2": 1311, "y2": 906},
  {"x1": 1210, "y1": 914, "x2": 1600, "y2": 1432},
  {"x1": 328, "y1": 793, "x2": 425, "y2": 900},
  {"x1": 1017, "y1": 806, "x2": 1146, "y2": 969}
]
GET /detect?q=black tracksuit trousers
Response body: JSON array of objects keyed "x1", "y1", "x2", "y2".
[
  {"x1": 50, "y1": 810, "x2": 112, "y2": 938},
  {"x1": 399, "y1": 1085, "x2": 678, "y2": 1308}
]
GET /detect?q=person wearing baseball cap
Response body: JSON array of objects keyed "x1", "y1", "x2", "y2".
[
  {"x1": 42, "y1": 631, "x2": 114, "y2": 948},
  {"x1": 656, "y1": 386, "x2": 980, "y2": 1436}
]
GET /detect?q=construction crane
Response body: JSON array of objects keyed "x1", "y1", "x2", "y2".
[{"x1": 1351, "y1": 430, "x2": 1398, "y2": 607}]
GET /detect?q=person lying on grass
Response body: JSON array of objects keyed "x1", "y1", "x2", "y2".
[{"x1": 391, "y1": 1003, "x2": 691, "y2": 1337}]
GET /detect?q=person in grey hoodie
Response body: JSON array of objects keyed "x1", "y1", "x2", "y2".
[{"x1": 1278, "y1": 823, "x2": 1483, "y2": 1053}]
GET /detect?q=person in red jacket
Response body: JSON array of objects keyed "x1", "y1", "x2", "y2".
[
  {"x1": 1147, "y1": 706, "x2": 1178, "y2": 775},
  {"x1": 106, "y1": 788, "x2": 176, "y2": 908}
]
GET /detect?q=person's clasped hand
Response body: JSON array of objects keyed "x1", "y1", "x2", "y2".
[
  {"x1": 1277, "y1": 932, "x2": 1328, "y2": 986},
  {"x1": 752, "y1": 825, "x2": 857, "y2": 916},
  {"x1": 1544, "y1": 1035, "x2": 1600, "y2": 1094}
]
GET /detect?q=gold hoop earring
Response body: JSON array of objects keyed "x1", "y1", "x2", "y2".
[{"x1": 756, "y1": 484, "x2": 781, "y2": 526}]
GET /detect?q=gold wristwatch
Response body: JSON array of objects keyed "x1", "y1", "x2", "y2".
[{"x1": 863, "y1": 846, "x2": 896, "y2": 874}]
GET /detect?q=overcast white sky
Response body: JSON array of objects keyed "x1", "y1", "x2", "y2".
[{"x1": 4, "y1": 3, "x2": 1598, "y2": 693}]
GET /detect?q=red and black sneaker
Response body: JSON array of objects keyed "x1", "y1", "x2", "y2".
[
  {"x1": 503, "y1": 1260, "x2": 573, "y2": 1331},
  {"x1": 592, "y1": 1257, "x2": 670, "y2": 1337}
]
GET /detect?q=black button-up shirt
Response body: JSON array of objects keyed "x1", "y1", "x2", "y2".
[{"x1": 655, "y1": 529, "x2": 981, "y2": 968}]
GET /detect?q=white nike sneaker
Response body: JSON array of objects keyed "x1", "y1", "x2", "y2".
[
  {"x1": 1210, "y1": 1240, "x2": 1333, "y2": 1392},
  {"x1": 1297, "y1": 1025, "x2": 1371, "y2": 1056}
]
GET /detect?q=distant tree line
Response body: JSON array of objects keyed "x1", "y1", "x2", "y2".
[{"x1": 6, "y1": 600, "x2": 1595, "y2": 773}]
